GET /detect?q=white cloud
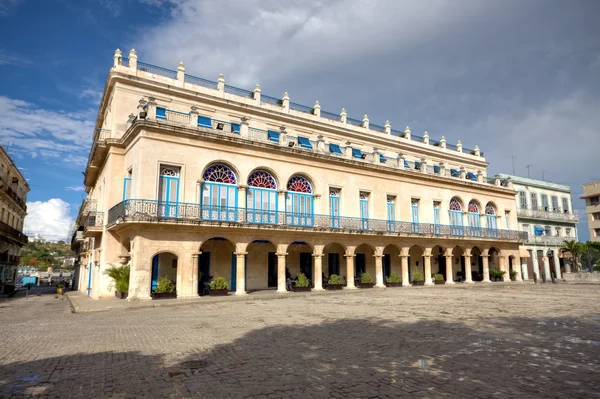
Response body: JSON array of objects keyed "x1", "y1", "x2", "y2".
[
  {"x1": 65, "y1": 185, "x2": 85, "y2": 192},
  {"x1": 0, "y1": 49, "x2": 31, "y2": 65},
  {"x1": 0, "y1": 0, "x2": 23, "y2": 17},
  {"x1": 79, "y1": 89, "x2": 103, "y2": 105},
  {"x1": 0, "y1": 96, "x2": 94, "y2": 167},
  {"x1": 23, "y1": 199, "x2": 74, "y2": 242}
]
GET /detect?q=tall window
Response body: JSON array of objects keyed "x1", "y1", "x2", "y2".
[
  {"x1": 286, "y1": 175, "x2": 314, "y2": 226},
  {"x1": 566, "y1": 227, "x2": 571, "y2": 237},
  {"x1": 531, "y1": 193, "x2": 538, "y2": 210},
  {"x1": 485, "y1": 203, "x2": 497, "y2": 238},
  {"x1": 411, "y1": 199, "x2": 419, "y2": 233},
  {"x1": 387, "y1": 196, "x2": 396, "y2": 232},
  {"x1": 123, "y1": 169, "x2": 132, "y2": 201},
  {"x1": 330, "y1": 188, "x2": 340, "y2": 228},
  {"x1": 555, "y1": 227, "x2": 561, "y2": 236},
  {"x1": 433, "y1": 201, "x2": 441, "y2": 234},
  {"x1": 467, "y1": 200, "x2": 481, "y2": 236},
  {"x1": 449, "y1": 198, "x2": 464, "y2": 236},
  {"x1": 551, "y1": 196, "x2": 559, "y2": 212},
  {"x1": 158, "y1": 166, "x2": 180, "y2": 218},
  {"x1": 247, "y1": 170, "x2": 277, "y2": 224},
  {"x1": 522, "y1": 224, "x2": 530, "y2": 236},
  {"x1": 518, "y1": 191, "x2": 527, "y2": 209},
  {"x1": 544, "y1": 225, "x2": 551, "y2": 236},
  {"x1": 360, "y1": 192, "x2": 369, "y2": 230},
  {"x1": 562, "y1": 197, "x2": 570, "y2": 213},
  {"x1": 505, "y1": 210, "x2": 511, "y2": 230},
  {"x1": 541, "y1": 194, "x2": 549, "y2": 210},
  {"x1": 201, "y1": 163, "x2": 238, "y2": 221}
]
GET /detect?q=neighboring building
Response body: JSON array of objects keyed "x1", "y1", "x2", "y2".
[
  {"x1": 496, "y1": 174, "x2": 578, "y2": 280},
  {"x1": 0, "y1": 145, "x2": 29, "y2": 293},
  {"x1": 71, "y1": 49, "x2": 527, "y2": 300},
  {"x1": 581, "y1": 181, "x2": 600, "y2": 243}
]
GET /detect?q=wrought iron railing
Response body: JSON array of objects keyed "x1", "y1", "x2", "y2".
[
  {"x1": 107, "y1": 199, "x2": 527, "y2": 241},
  {"x1": 526, "y1": 235, "x2": 570, "y2": 246},
  {"x1": 120, "y1": 57, "x2": 129, "y2": 67},
  {"x1": 261, "y1": 94, "x2": 281, "y2": 107},
  {"x1": 185, "y1": 74, "x2": 218, "y2": 90},
  {"x1": 370, "y1": 123, "x2": 385, "y2": 133},
  {"x1": 84, "y1": 211, "x2": 104, "y2": 229},
  {"x1": 289, "y1": 102, "x2": 313, "y2": 114},
  {"x1": 517, "y1": 208, "x2": 578, "y2": 222},
  {"x1": 137, "y1": 62, "x2": 177, "y2": 79},
  {"x1": 96, "y1": 128, "x2": 111, "y2": 141},
  {"x1": 0, "y1": 220, "x2": 28, "y2": 245},
  {"x1": 224, "y1": 84, "x2": 254, "y2": 98},
  {"x1": 347, "y1": 117, "x2": 363, "y2": 127},
  {"x1": 320, "y1": 110, "x2": 341, "y2": 122}
]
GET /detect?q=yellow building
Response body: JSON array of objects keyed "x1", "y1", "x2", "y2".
[
  {"x1": 72, "y1": 49, "x2": 527, "y2": 300},
  {"x1": 581, "y1": 181, "x2": 600, "y2": 243},
  {"x1": 0, "y1": 145, "x2": 29, "y2": 293}
]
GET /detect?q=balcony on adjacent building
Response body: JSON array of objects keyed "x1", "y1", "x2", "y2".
[
  {"x1": 84, "y1": 211, "x2": 104, "y2": 232},
  {"x1": 0, "y1": 220, "x2": 28, "y2": 246},
  {"x1": 107, "y1": 199, "x2": 528, "y2": 242},
  {"x1": 517, "y1": 207, "x2": 578, "y2": 222},
  {"x1": 525, "y1": 234, "x2": 570, "y2": 247},
  {"x1": 0, "y1": 173, "x2": 27, "y2": 212}
]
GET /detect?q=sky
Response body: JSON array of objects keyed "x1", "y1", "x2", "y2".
[{"x1": 0, "y1": 0, "x2": 598, "y2": 241}]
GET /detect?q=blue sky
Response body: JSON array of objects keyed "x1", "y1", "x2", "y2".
[{"x1": 0, "y1": 0, "x2": 598, "y2": 241}]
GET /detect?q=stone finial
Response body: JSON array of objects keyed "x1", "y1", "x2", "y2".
[
  {"x1": 283, "y1": 92, "x2": 290, "y2": 100},
  {"x1": 384, "y1": 120, "x2": 391, "y2": 134},
  {"x1": 404, "y1": 126, "x2": 411, "y2": 140},
  {"x1": 340, "y1": 108, "x2": 347, "y2": 123},
  {"x1": 129, "y1": 49, "x2": 137, "y2": 58},
  {"x1": 252, "y1": 84, "x2": 261, "y2": 102},
  {"x1": 217, "y1": 73, "x2": 225, "y2": 83},
  {"x1": 114, "y1": 49, "x2": 123, "y2": 68},
  {"x1": 474, "y1": 145, "x2": 481, "y2": 156},
  {"x1": 314, "y1": 101, "x2": 321, "y2": 109},
  {"x1": 423, "y1": 131, "x2": 429, "y2": 144},
  {"x1": 457, "y1": 140, "x2": 463, "y2": 153},
  {"x1": 254, "y1": 84, "x2": 261, "y2": 93},
  {"x1": 115, "y1": 48, "x2": 122, "y2": 57},
  {"x1": 362, "y1": 114, "x2": 369, "y2": 129},
  {"x1": 217, "y1": 73, "x2": 225, "y2": 92},
  {"x1": 177, "y1": 62, "x2": 185, "y2": 71},
  {"x1": 282, "y1": 92, "x2": 290, "y2": 112},
  {"x1": 405, "y1": 126, "x2": 411, "y2": 133},
  {"x1": 440, "y1": 135, "x2": 447, "y2": 149},
  {"x1": 313, "y1": 101, "x2": 321, "y2": 117},
  {"x1": 176, "y1": 62, "x2": 185, "y2": 85}
]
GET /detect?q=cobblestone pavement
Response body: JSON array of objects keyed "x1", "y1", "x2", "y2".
[{"x1": 1, "y1": 284, "x2": 599, "y2": 398}]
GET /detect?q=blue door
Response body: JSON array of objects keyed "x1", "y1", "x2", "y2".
[
  {"x1": 199, "y1": 252, "x2": 210, "y2": 295},
  {"x1": 158, "y1": 173, "x2": 179, "y2": 218},
  {"x1": 87, "y1": 262, "x2": 93, "y2": 296},
  {"x1": 151, "y1": 254, "x2": 159, "y2": 292},
  {"x1": 360, "y1": 197, "x2": 369, "y2": 230}
]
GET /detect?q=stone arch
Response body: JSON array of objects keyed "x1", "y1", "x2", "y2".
[
  {"x1": 201, "y1": 161, "x2": 240, "y2": 184},
  {"x1": 286, "y1": 241, "x2": 314, "y2": 283},
  {"x1": 431, "y1": 245, "x2": 446, "y2": 276},
  {"x1": 450, "y1": 246, "x2": 465, "y2": 282},
  {"x1": 408, "y1": 244, "x2": 425, "y2": 282},
  {"x1": 355, "y1": 243, "x2": 376, "y2": 281},
  {"x1": 198, "y1": 237, "x2": 236, "y2": 295},
  {"x1": 484, "y1": 202, "x2": 498, "y2": 215},
  {"x1": 150, "y1": 251, "x2": 179, "y2": 295},
  {"x1": 470, "y1": 246, "x2": 484, "y2": 281},
  {"x1": 246, "y1": 168, "x2": 279, "y2": 189},
  {"x1": 323, "y1": 242, "x2": 347, "y2": 281},
  {"x1": 286, "y1": 174, "x2": 314, "y2": 193},
  {"x1": 467, "y1": 199, "x2": 481, "y2": 214},
  {"x1": 449, "y1": 196, "x2": 464, "y2": 211},
  {"x1": 382, "y1": 244, "x2": 401, "y2": 280},
  {"x1": 246, "y1": 239, "x2": 278, "y2": 290}
]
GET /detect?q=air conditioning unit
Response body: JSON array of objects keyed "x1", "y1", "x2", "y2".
[
  {"x1": 288, "y1": 141, "x2": 295, "y2": 147},
  {"x1": 216, "y1": 123, "x2": 224, "y2": 130},
  {"x1": 139, "y1": 111, "x2": 147, "y2": 119}
]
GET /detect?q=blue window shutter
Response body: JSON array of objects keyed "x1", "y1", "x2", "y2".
[
  {"x1": 329, "y1": 143, "x2": 342, "y2": 154},
  {"x1": 404, "y1": 160, "x2": 409, "y2": 168},
  {"x1": 451, "y1": 169, "x2": 459, "y2": 177},
  {"x1": 156, "y1": 107, "x2": 166, "y2": 119},
  {"x1": 379, "y1": 154, "x2": 387, "y2": 163},
  {"x1": 467, "y1": 172, "x2": 477, "y2": 181},
  {"x1": 352, "y1": 148, "x2": 362, "y2": 158},
  {"x1": 231, "y1": 123, "x2": 241, "y2": 134},
  {"x1": 415, "y1": 162, "x2": 421, "y2": 170},
  {"x1": 267, "y1": 130, "x2": 280, "y2": 142},
  {"x1": 434, "y1": 165, "x2": 440, "y2": 174},
  {"x1": 197, "y1": 116, "x2": 212, "y2": 128},
  {"x1": 297, "y1": 136, "x2": 312, "y2": 149}
]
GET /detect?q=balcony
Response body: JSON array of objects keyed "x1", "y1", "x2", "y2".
[
  {"x1": 107, "y1": 199, "x2": 527, "y2": 242},
  {"x1": 0, "y1": 253, "x2": 21, "y2": 264},
  {"x1": 526, "y1": 235, "x2": 570, "y2": 247},
  {"x1": 0, "y1": 174, "x2": 27, "y2": 212},
  {"x1": 517, "y1": 208, "x2": 578, "y2": 222},
  {"x1": 84, "y1": 211, "x2": 104, "y2": 232},
  {"x1": 0, "y1": 220, "x2": 28, "y2": 245}
]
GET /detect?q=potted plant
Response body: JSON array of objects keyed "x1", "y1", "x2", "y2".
[
  {"x1": 411, "y1": 270, "x2": 424, "y2": 286},
  {"x1": 293, "y1": 272, "x2": 311, "y2": 292},
  {"x1": 56, "y1": 283, "x2": 65, "y2": 295},
  {"x1": 434, "y1": 273, "x2": 445, "y2": 285},
  {"x1": 509, "y1": 270, "x2": 518, "y2": 281},
  {"x1": 151, "y1": 276, "x2": 177, "y2": 299},
  {"x1": 209, "y1": 276, "x2": 229, "y2": 296},
  {"x1": 106, "y1": 265, "x2": 130, "y2": 299},
  {"x1": 385, "y1": 273, "x2": 402, "y2": 287},
  {"x1": 489, "y1": 269, "x2": 505, "y2": 282},
  {"x1": 327, "y1": 274, "x2": 344, "y2": 290},
  {"x1": 358, "y1": 272, "x2": 374, "y2": 288}
]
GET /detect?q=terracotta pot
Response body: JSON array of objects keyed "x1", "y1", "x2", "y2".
[
  {"x1": 56, "y1": 287, "x2": 64, "y2": 295},
  {"x1": 209, "y1": 289, "x2": 229, "y2": 296}
]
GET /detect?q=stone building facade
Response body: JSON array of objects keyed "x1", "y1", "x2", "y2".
[
  {"x1": 0, "y1": 145, "x2": 29, "y2": 292},
  {"x1": 72, "y1": 49, "x2": 527, "y2": 300},
  {"x1": 581, "y1": 181, "x2": 600, "y2": 243}
]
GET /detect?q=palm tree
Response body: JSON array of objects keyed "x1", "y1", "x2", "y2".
[{"x1": 560, "y1": 240, "x2": 582, "y2": 272}]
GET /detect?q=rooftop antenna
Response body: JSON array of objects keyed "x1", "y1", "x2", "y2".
[
  {"x1": 526, "y1": 164, "x2": 532, "y2": 178},
  {"x1": 511, "y1": 154, "x2": 516, "y2": 175}
]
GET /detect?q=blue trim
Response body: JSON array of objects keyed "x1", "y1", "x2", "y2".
[
  {"x1": 286, "y1": 192, "x2": 314, "y2": 226},
  {"x1": 156, "y1": 107, "x2": 166, "y2": 119},
  {"x1": 267, "y1": 130, "x2": 280, "y2": 142},
  {"x1": 122, "y1": 178, "x2": 131, "y2": 201},
  {"x1": 159, "y1": 175, "x2": 179, "y2": 218},
  {"x1": 449, "y1": 210, "x2": 464, "y2": 236},
  {"x1": 404, "y1": 160, "x2": 409, "y2": 168},
  {"x1": 297, "y1": 136, "x2": 312, "y2": 149},
  {"x1": 450, "y1": 169, "x2": 460, "y2": 177},
  {"x1": 87, "y1": 262, "x2": 92, "y2": 296},
  {"x1": 433, "y1": 207, "x2": 440, "y2": 234},
  {"x1": 329, "y1": 143, "x2": 342, "y2": 154},
  {"x1": 466, "y1": 172, "x2": 477, "y2": 181},
  {"x1": 468, "y1": 212, "x2": 482, "y2": 236},
  {"x1": 380, "y1": 154, "x2": 387, "y2": 163},
  {"x1": 411, "y1": 204, "x2": 419, "y2": 233},
  {"x1": 414, "y1": 162, "x2": 421, "y2": 170},
  {"x1": 360, "y1": 198, "x2": 369, "y2": 230},
  {"x1": 231, "y1": 123, "x2": 241, "y2": 134},
  {"x1": 352, "y1": 148, "x2": 363, "y2": 159},
  {"x1": 387, "y1": 202, "x2": 395, "y2": 232},
  {"x1": 202, "y1": 182, "x2": 239, "y2": 222},
  {"x1": 247, "y1": 187, "x2": 277, "y2": 224},
  {"x1": 151, "y1": 255, "x2": 159, "y2": 291},
  {"x1": 433, "y1": 165, "x2": 440, "y2": 174},
  {"x1": 198, "y1": 116, "x2": 212, "y2": 128},
  {"x1": 330, "y1": 195, "x2": 340, "y2": 228}
]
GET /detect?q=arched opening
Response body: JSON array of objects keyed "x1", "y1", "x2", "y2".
[
  {"x1": 151, "y1": 251, "x2": 178, "y2": 295},
  {"x1": 508, "y1": 255, "x2": 516, "y2": 281},
  {"x1": 287, "y1": 241, "x2": 314, "y2": 285},
  {"x1": 323, "y1": 242, "x2": 346, "y2": 284},
  {"x1": 246, "y1": 239, "x2": 277, "y2": 291},
  {"x1": 467, "y1": 200, "x2": 482, "y2": 237},
  {"x1": 484, "y1": 202, "x2": 498, "y2": 237},
  {"x1": 488, "y1": 247, "x2": 501, "y2": 281},
  {"x1": 355, "y1": 244, "x2": 376, "y2": 284},
  {"x1": 382, "y1": 244, "x2": 401, "y2": 282},
  {"x1": 408, "y1": 245, "x2": 424, "y2": 283},
  {"x1": 286, "y1": 175, "x2": 314, "y2": 226},
  {"x1": 431, "y1": 245, "x2": 445, "y2": 278},
  {"x1": 201, "y1": 163, "x2": 238, "y2": 221},
  {"x1": 199, "y1": 238, "x2": 235, "y2": 295},
  {"x1": 449, "y1": 197, "x2": 464, "y2": 236},
  {"x1": 247, "y1": 170, "x2": 278, "y2": 224},
  {"x1": 471, "y1": 246, "x2": 483, "y2": 281},
  {"x1": 451, "y1": 246, "x2": 465, "y2": 282}
]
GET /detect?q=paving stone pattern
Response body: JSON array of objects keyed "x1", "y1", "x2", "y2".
[{"x1": 1, "y1": 284, "x2": 599, "y2": 398}]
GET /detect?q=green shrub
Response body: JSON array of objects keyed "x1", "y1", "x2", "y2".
[
  {"x1": 209, "y1": 276, "x2": 228, "y2": 290},
  {"x1": 360, "y1": 272, "x2": 373, "y2": 283},
  {"x1": 105, "y1": 265, "x2": 130, "y2": 293},
  {"x1": 509, "y1": 270, "x2": 518, "y2": 279},
  {"x1": 489, "y1": 269, "x2": 506, "y2": 279},
  {"x1": 385, "y1": 273, "x2": 402, "y2": 283},
  {"x1": 295, "y1": 272, "x2": 310, "y2": 288},
  {"x1": 412, "y1": 271, "x2": 424, "y2": 282},
  {"x1": 328, "y1": 274, "x2": 342, "y2": 285},
  {"x1": 56, "y1": 283, "x2": 64, "y2": 289},
  {"x1": 154, "y1": 276, "x2": 176, "y2": 293},
  {"x1": 434, "y1": 273, "x2": 444, "y2": 281}
]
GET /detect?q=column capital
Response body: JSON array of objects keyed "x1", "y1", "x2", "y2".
[
  {"x1": 277, "y1": 189, "x2": 287, "y2": 194},
  {"x1": 235, "y1": 252, "x2": 248, "y2": 256},
  {"x1": 373, "y1": 254, "x2": 383, "y2": 259},
  {"x1": 312, "y1": 254, "x2": 323, "y2": 258},
  {"x1": 238, "y1": 184, "x2": 248, "y2": 190},
  {"x1": 277, "y1": 253, "x2": 288, "y2": 258},
  {"x1": 399, "y1": 254, "x2": 409, "y2": 258},
  {"x1": 344, "y1": 254, "x2": 355, "y2": 259}
]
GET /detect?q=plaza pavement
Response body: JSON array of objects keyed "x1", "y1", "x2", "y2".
[{"x1": 0, "y1": 283, "x2": 599, "y2": 398}]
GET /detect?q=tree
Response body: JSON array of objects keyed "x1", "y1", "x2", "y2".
[
  {"x1": 560, "y1": 240, "x2": 582, "y2": 272},
  {"x1": 582, "y1": 241, "x2": 600, "y2": 271}
]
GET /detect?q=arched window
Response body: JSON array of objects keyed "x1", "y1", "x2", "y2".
[
  {"x1": 448, "y1": 198, "x2": 464, "y2": 236},
  {"x1": 467, "y1": 200, "x2": 481, "y2": 236},
  {"x1": 286, "y1": 175, "x2": 314, "y2": 226},
  {"x1": 201, "y1": 163, "x2": 238, "y2": 221},
  {"x1": 247, "y1": 170, "x2": 277, "y2": 224},
  {"x1": 485, "y1": 203, "x2": 498, "y2": 237},
  {"x1": 158, "y1": 166, "x2": 180, "y2": 218}
]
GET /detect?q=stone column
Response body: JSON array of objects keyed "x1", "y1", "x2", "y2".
[
  {"x1": 499, "y1": 256, "x2": 509, "y2": 282},
  {"x1": 553, "y1": 252, "x2": 561, "y2": 280},
  {"x1": 445, "y1": 255, "x2": 455, "y2": 284},
  {"x1": 374, "y1": 255, "x2": 385, "y2": 288},
  {"x1": 565, "y1": 258, "x2": 571, "y2": 273},
  {"x1": 481, "y1": 255, "x2": 491, "y2": 282},
  {"x1": 463, "y1": 254, "x2": 473, "y2": 283},
  {"x1": 424, "y1": 255, "x2": 433, "y2": 285},
  {"x1": 191, "y1": 253, "x2": 200, "y2": 296},
  {"x1": 313, "y1": 254, "x2": 324, "y2": 290},
  {"x1": 235, "y1": 252, "x2": 247, "y2": 295},
  {"x1": 400, "y1": 255, "x2": 410, "y2": 287},
  {"x1": 277, "y1": 253, "x2": 287, "y2": 293},
  {"x1": 345, "y1": 254, "x2": 356, "y2": 289}
]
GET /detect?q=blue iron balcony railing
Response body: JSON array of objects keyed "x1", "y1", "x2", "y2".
[
  {"x1": 184, "y1": 74, "x2": 218, "y2": 90},
  {"x1": 107, "y1": 199, "x2": 528, "y2": 242},
  {"x1": 84, "y1": 211, "x2": 104, "y2": 229},
  {"x1": 137, "y1": 61, "x2": 177, "y2": 79}
]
